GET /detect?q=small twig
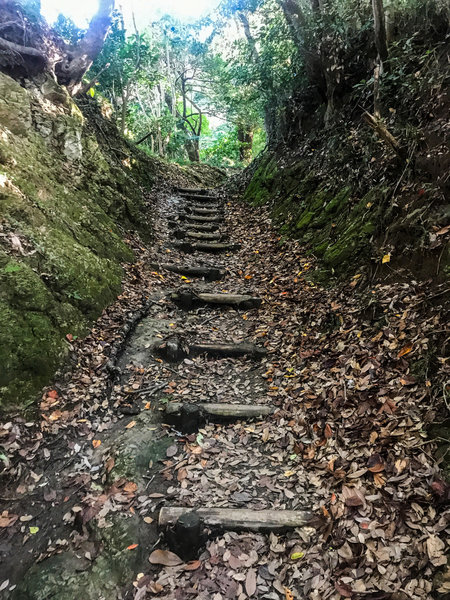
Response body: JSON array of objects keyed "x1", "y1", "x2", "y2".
[
  {"x1": 436, "y1": 244, "x2": 446, "y2": 276},
  {"x1": 443, "y1": 382, "x2": 450, "y2": 412},
  {"x1": 144, "y1": 474, "x2": 156, "y2": 490},
  {"x1": 76, "y1": 62, "x2": 111, "y2": 97}
]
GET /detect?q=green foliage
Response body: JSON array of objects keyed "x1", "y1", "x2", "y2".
[
  {"x1": 53, "y1": 13, "x2": 85, "y2": 44},
  {"x1": 200, "y1": 125, "x2": 242, "y2": 166}
]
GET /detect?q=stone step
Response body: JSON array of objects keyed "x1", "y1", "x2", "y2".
[
  {"x1": 170, "y1": 289, "x2": 261, "y2": 310},
  {"x1": 150, "y1": 264, "x2": 225, "y2": 281}
]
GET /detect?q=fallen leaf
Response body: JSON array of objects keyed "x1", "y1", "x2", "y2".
[
  {"x1": 166, "y1": 444, "x2": 178, "y2": 457},
  {"x1": 127, "y1": 544, "x2": 139, "y2": 550},
  {"x1": 367, "y1": 453, "x2": 385, "y2": 473},
  {"x1": 92, "y1": 439, "x2": 101, "y2": 448},
  {"x1": 335, "y1": 580, "x2": 353, "y2": 597},
  {"x1": 397, "y1": 344, "x2": 413, "y2": 358},
  {"x1": 382, "y1": 254, "x2": 391, "y2": 263},
  {"x1": 436, "y1": 224, "x2": 450, "y2": 236},
  {"x1": 125, "y1": 420, "x2": 136, "y2": 429},
  {"x1": 342, "y1": 486, "x2": 365, "y2": 507},
  {"x1": 123, "y1": 481, "x2": 137, "y2": 494},
  {"x1": 105, "y1": 457, "x2": 115, "y2": 473},
  {"x1": 0, "y1": 512, "x2": 18, "y2": 528},
  {"x1": 148, "y1": 549, "x2": 183, "y2": 566},
  {"x1": 373, "y1": 472, "x2": 386, "y2": 487},
  {"x1": 29, "y1": 526, "x2": 39, "y2": 534},
  {"x1": 183, "y1": 560, "x2": 201, "y2": 571},
  {"x1": 148, "y1": 582, "x2": 164, "y2": 593},
  {"x1": 426, "y1": 535, "x2": 446, "y2": 567},
  {"x1": 245, "y1": 569, "x2": 257, "y2": 596},
  {"x1": 284, "y1": 587, "x2": 294, "y2": 600}
]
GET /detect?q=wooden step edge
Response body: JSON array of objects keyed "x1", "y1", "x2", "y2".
[
  {"x1": 165, "y1": 402, "x2": 273, "y2": 418},
  {"x1": 149, "y1": 264, "x2": 226, "y2": 280},
  {"x1": 159, "y1": 507, "x2": 315, "y2": 532}
]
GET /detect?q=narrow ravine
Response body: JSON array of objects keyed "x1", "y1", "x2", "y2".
[{"x1": 1, "y1": 184, "x2": 448, "y2": 599}]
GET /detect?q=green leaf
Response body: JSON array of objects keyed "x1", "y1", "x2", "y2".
[{"x1": 4, "y1": 264, "x2": 21, "y2": 273}]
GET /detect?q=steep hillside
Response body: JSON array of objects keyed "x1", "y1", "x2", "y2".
[
  {"x1": 0, "y1": 72, "x2": 223, "y2": 408},
  {"x1": 240, "y1": 3, "x2": 449, "y2": 285}
]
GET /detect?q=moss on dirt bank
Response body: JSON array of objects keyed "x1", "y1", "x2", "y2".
[
  {"x1": 0, "y1": 72, "x2": 224, "y2": 409},
  {"x1": 243, "y1": 143, "x2": 449, "y2": 283}
]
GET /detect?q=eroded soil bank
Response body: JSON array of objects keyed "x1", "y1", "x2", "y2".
[{"x1": 0, "y1": 185, "x2": 448, "y2": 599}]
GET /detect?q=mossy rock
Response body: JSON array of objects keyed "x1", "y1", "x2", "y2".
[{"x1": 12, "y1": 514, "x2": 155, "y2": 600}]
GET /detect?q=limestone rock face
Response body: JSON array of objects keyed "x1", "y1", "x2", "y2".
[
  {"x1": 0, "y1": 73, "x2": 32, "y2": 135},
  {"x1": 0, "y1": 73, "x2": 141, "y2": 408}
]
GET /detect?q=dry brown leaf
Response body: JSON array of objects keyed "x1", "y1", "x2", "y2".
[
  {"x1": 342, "y1": 486, "x2": 365, "y2": 507},
  {"x1": 335, "y1": 580, "x2": 353, "y2": 597},
  {"x1": 183, "y1": 560, "x2": 202, "y2": 571},
  {"x1": 426, "y1": 535, "x2": 446, "y2": 567},
  {"x1": 148, "y1": 549, "x2": 183, "y2": 566},
  {"x1": 0, "y1": 511, "x2": 18, "y2": 528},
  {"x1": 373, "y1": 472, "x2": 386, "y2": 487},
  {"x1": 367, "y1": 453, "x2": 385, "y2": 473},
  {"x1": 397, "y1": 344, "x2": 413, "y2": 358},
  {"x1": 105, "y1": 457, "x2": 115, "y2": 473},
  {"x1": 284, "y1": 587, "x2": 294, "y2": 600},
  {"x1": 123, "y1": 481, "x2": 137, "y2": 494}
]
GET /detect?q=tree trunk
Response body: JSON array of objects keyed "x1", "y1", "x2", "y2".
[
  {"x1": 372, "y1": 0, "x2": 388, "y2": 64},
  {"x1": 55, "y1": 0, "x2": 115, "y2": 95},
  {"x1": 185, "y1": 138, "x2": 200, "y2": 162},
  {"x1": 121, "y1": 87, "x2": 128, "y2": 135},
  {"x1": 277, "y1": 0, "x2": 306, "y2": 44},
  {"x1": 237, "y1": 12, "x2": 259, "y2": 61},
  {"x1": 237, "y1": 124, "x2": 254, "y2": 163}
]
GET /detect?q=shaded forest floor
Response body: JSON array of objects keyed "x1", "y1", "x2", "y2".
[{"x1": 0, "y1": 185, "x2": 449, "y2": 599}]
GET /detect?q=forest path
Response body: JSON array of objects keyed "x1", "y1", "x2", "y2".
[{"x1": 0, "y1": 185, "x2": 448, "y2": 599}]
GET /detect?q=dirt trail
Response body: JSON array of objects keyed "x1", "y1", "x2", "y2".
[{"x1": 0, "y1": 186, "x2": 448, "y2": 599}]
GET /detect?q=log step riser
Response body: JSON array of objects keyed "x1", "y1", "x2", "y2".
[
  {"x1": 155, "y1": 340, "x2": 267, "y2": 362},
  {"x1": 165, "y1": 402, "x2": 273, "y2": 433},
  {"x1": 150, "y1": 264, "x2": 225, "y2": 281},
  {"x1": 170, "y1": 290, "x2": 261, "y2": 310},
  {"x1": 175, "y1": 242, "x2": 240, "y2": 253}
]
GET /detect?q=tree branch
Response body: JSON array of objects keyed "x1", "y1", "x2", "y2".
[{"x1": 0, "y1": 36, "x2": 48, "y2": 67}]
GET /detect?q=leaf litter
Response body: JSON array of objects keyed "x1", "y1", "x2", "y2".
[{"x1": 0, "y1": 190, "x2": 448, "y2": 599}]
